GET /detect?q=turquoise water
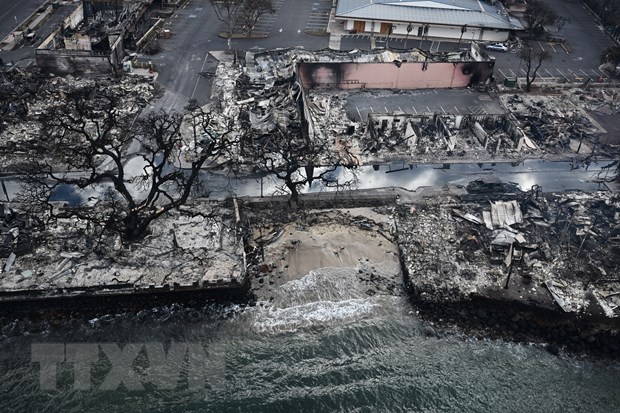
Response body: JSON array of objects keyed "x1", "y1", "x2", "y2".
[{"x1": 0, "y1": 269, "x2": 619, "y2": 412}]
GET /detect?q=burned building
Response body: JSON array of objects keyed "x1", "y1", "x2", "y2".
[
  {"x1": 35, "y1": 0, "x2": 154, "y2": 75},
  {"x1": 210, "y1": 47, "x2": 617, "y2": 167},
  {"x1": 397, "y1": 189, "x2": 620, "y2": 319},
  {"x1": 212, "y1": 46, "x2": 503, "y2": 164}
]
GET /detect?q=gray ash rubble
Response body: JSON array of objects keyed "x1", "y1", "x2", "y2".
[
  {"x1": 396, "y1": 184, "x2": 620, "y2": 355},
  {"x1": 211, "y1": 48, "x2": 620, "y2": 166},
  {"x1": 398, "y1": 187, "x2": 620, "y2": 316},
  {"x1": 0, "y1": 200, "x2": 244, "y2": 302}
]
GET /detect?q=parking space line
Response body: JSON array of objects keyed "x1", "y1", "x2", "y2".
[
  {"x1": 549, "y1": 43, "x2": 557, "y2": 53},
  {"x1": 454, "y1": 106, "x2": 460, "y2": 113},
  {"x1": 568, "y1": 69, "x2": 583, "y2": 81},
  {"x1": 556, "y1": 69, "x2": 570, "y2": 81},
  {"x1": 579, "y1": 69, "x2": 590, "y2": 77},
  {"x1": 412, "y1": 106, "x2": 418, "y2": 114},
  {"x1": 498, "y1": 68, "x2": 509, "y2": 78},
  {"x1": 538, "y1": 41, "x2": 545, "y2": 51},
  {"x1": 426, "y1": 106, "x2": 431, "y2": 112},
  {"x1": 590, "y1": 69, "x2": 603, "y2": 78},
  {"x1": 440, "y1": 106, "x2": 446, "y2": 114},
  {"x1": 356, "y1": 106, "x2": 363, "y2": 121},
  {"x1": 544, "y1": 69, "x2": 554, "y2": 78},
  {"x1": 384, "y1": 107, "x2": 389, "y2": 112},
  {"x1": 370, "y1": 106, "x2": 374, "y2": 112},
  {"x1": 508, "y1": 69, "x2": 516, "y2": 77}
]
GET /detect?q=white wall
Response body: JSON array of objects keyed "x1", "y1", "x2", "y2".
[{"x1": 340, "y1": 18, "x2": 510, "y2": 42}]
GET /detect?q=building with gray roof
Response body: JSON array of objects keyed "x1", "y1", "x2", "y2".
[{"x1": 335, "y1": 0, "x2": 523, "y2": 43}]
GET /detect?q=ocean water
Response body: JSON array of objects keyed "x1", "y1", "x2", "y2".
[{"x1": 0, "y1": 268, "x2": 619, "y2": 412}]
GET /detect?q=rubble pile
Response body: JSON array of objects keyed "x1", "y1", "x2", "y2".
[
  {"x1": 209, "y1": 58, "x2": 306, "y2": 162},
  {"x1": 397, "y1": 190, "x2": 620, "y2": 318},
  {"x1": 0, "y1": 74, "x2": 154, "y2": 173},
  {"x1": 302, "y1": 91, "x2": 537, "y2": 163},
  {"x1": 0, "y1": 204, "x2": 44, "y2": 266},
  {"x1": 365, "y1": 113, "x2": 534, "y2": 160},
  {"x1": 501, "y1": 92, "x2": 612, "y2": 156},
  {"x1": 0, "y1": 200, "x2": 244, "y2": 301},
  {"x1": 209, "y1": 49, "x2": 619, "y2": 167},
  {"x1": 568, "y1": 88, "x2": 620, "y2": 116},
  {"x1": 250, "y1": 48, "x2": 477, "y2": 79}
]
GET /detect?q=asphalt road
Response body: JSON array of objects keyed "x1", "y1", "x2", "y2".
[
  {"x1": 0, "y1": 0, "x2": 78, "y2": 67},
  {"x1": 150, "y1": 0, "x2": 330, "y2": 112},
  {"x1": 0, "y1": 0, "x2": 46, "y2": 41}
]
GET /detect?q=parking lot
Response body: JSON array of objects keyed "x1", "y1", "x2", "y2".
[
  {"x1": 496, "y1": 65, "x2": 609, "y2": 83},
  {"x1": 344, "y1": 89, "x2": 507, "y2": 121}
]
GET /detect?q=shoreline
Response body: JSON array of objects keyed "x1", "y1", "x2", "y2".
[{"x1": 0, "y1": 191, "x2": 619, "y2": 360}]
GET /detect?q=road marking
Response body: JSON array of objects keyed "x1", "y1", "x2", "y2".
[
  {"x1": 384, "y1": 106, "x2": 389, "y2": 112},
  {"x1": 356, "y1": 106, "x2": 363, "y2": 121},
  {"x1": 454, "y1": 106, "x2": 460, "y2": 114},
  {"x1": 556, "y1": 69, "x2": 570, "y2": 81},
  {"x1": 549, "y1": 43, "x2": 557, "y2": 53},
  {"x1": 579, "y1": 69, "x2": 590, "y2": 77},
  {"x1": 426, "y1": 106, "x2": 431, "y2": 112},
  {"x1": 370, "y1": 106, "x2": 374, "y2": 112},
  {"x1": 538, "y1": 41, "x2": 545, "y2": 51},
  {"x1": 412, "y1": 106, "x2": 418, "y2": 114},
  {"x1": 398, "y1": 106, "x2": 403, "y2": 112},
  {"x1": 0, "y1": 2, "x2": 26, "y2": 21},
  {"x1": 440, "y1": 106, "x2": 446, "y2": 114},
  {"x1": 191, "y1": 51, "x2": 211, "y2": 99}
]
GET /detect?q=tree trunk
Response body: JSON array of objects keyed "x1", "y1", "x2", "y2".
[{"x1": 286, "y1": 181, "x2": 299, "y2": 208}]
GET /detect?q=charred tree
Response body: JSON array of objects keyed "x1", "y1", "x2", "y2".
[
  {"x1": 600, "y1": 45, "x2": 620, "y2": 75},
  {"x1": 520, "y1": 44, "x2": 551, "y2": 92},
  {"x1": 523, "y1": 0, "x2": 562, "y2": 38},
  {"x1": 239, "y1": 0, "x2": 274, "y2": 35},
  {"x1": 251, "y1": 127, "x2": 358, "y2": 207},
  {"x1": 17, "y1": 83, "x2": 234, "y2": 245},
  {"x1": 209, "y1": 0, "x2": 245, "y2": 43}
]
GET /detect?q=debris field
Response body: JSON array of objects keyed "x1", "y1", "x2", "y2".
[
  {"x1": 397, "y1": 189, "x2": 620, "y2": 318},
  {"x1": 0, "y1": 200, "x2": 244, "y2": 302}
]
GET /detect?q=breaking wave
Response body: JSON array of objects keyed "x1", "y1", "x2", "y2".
[{"x1": 251, "y1": 267, "x2": 400, "y2": 333}]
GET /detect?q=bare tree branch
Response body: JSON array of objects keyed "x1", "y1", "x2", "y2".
[{"x1": 16, "y1": 83, "x2": 235, "y2": 245}]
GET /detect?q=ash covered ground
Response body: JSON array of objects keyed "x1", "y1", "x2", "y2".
[
  {"x1": 397, "y1": 190, "x2": 620, "y2": 318},
  {"x1": 0, "y1": 200, "x2": 243, "y2": 299}
]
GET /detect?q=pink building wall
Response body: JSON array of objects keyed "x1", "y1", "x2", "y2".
[{"x1": 298, "y1": 62, "x2": 494, "y2": 90}]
